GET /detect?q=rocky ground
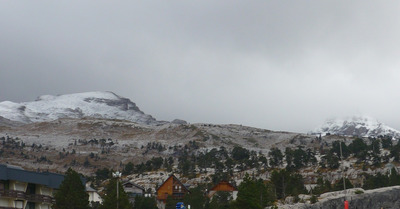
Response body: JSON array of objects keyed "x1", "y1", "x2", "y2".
[{"x1": 1, "y1": 117, "x2": 398, "y2": 200}]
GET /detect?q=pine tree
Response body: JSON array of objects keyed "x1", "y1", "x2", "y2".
[
  {"x1": 209, "y1": 191, "x2": 232, "y2": 209},
  {"x1": 183, "y1": 186, "x2": 208, "y2": 209},
  {"x1": 268, "y1": 148, "x2": 283, "y2": 168},
  {"x1": 233, "y1": 173, "x2": 275, "y2": 209},
  {"x1": 133, "y1": 196, "x2": 158, "y2": 209},
  {"x1": 53, "y1": 168, "x2": 90, "y2": 209},
  {"x1": 165, "y1": 195, "x2": 179, "y2": 209},
  {"x1": 100, "y1": 178, "x2": 132, "y2": 209}
]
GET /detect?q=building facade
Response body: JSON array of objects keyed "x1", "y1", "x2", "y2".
[
  {"x1": 86, "y1": 185, "x2": 103, "y2": 205},
  {"x1": 122, "y1": 182, "x2": 145, "y2": 204},
  {"x1": 156, "y1": 175, "x2": 190, "y2": 203},
  {"x1": 0, "y1": 164, "x2": 64, "y2": 209},
  {"x1": 207, "y1": 181, "x2": 238, "y2": 200}
]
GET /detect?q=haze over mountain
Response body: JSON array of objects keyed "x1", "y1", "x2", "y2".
[
  {"x1": 2, "y1": 91, "x2": 399, "y2": 139},
  {"x1": 0, "y1": 91, "x2": 159, "y2": 125},
  {"x1": 311, "y1": 116, "x2": 400, "y2": 138}
]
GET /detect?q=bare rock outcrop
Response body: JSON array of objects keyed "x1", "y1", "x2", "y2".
[{"x1": 274, "y1": 186, "x2": 400, "y2": 209}]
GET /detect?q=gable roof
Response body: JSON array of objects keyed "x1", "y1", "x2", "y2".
[
  {"x1": 156, "y1": 174, "x2": 190, "y2": 193},
  {"x1": 209, "y1": 181, "x2": 237, "y2": 191},
  {"x1": 86, "y1": 185, "x2": 97, "y2": 192},
  {"x1": 123, "y1": 181, "x2": 145, "y2": 191}
]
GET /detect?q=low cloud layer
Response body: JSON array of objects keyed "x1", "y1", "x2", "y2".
[{"x1": 1, "y1": 1, "x2": 400, "y2": 132}]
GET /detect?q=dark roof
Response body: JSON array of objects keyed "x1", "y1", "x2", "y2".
[
  {"x1": 0, "y1": 164, "x2": 65, "y2": 189},
  {"x1": 123, "y1": 182, "x2": 145, "y2": 191}
]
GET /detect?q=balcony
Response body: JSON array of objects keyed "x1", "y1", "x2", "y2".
[
  {"x1": 172, "y1": 192, "x2": 185, "y2": 199},
  {"x1": 26, "y1": 193, "x2": 54, "y2": 204},
  {"x1": 0, "y1": 189, "x2": 25, "y2": 199},
  {"x1": 0, "y1": 189, "x2": 54, "y2": 204}
]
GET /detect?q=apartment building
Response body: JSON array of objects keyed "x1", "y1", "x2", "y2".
[{"x1": 0, "y1": 164, "x2": 64, "y2": 209}]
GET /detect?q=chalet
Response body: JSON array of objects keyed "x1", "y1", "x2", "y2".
[
  {"x1": 123, "y1": 182, "x2": 145, "y2": 204},
  {"x1": 0, "y1": 164, "x2": 65, "y2": 209},
  {"x1": 156, "y1": 174, "x2": 190, "y2": 203},
  {"x1": 86, "y1": 185, "x2": 103, "y2": 204},
  {"x1": 207, "y1": 181, "x2": 238, "y2": 200},
  {"x1": 123, "y1": 182, "x2": 145, "y2": 197}
]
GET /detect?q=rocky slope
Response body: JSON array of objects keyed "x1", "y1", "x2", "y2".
[
  {"x1": 0, "y1": 117, "x2": 326, "y2": 174},
  {"x1": 0, "y1": 91, "x2": 159, "y2": 125},
  {"x1": 311, "y1": 116, "x2": 400, "y2": 138},
  {"x1": 276, "y1": 186, "x2": 400, "y2": 209}
]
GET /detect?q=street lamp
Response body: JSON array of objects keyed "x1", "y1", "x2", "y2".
[{"x1": 113, "y1": 171, "x2": 122, "y2": 209}]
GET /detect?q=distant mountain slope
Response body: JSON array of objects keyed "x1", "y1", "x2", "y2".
[
  {"x1": 311, "y1": 116, "x2": 400, "y2": 138},
  {"x1": 0, "y1": 91, "x2": 159, "y2": 125}
]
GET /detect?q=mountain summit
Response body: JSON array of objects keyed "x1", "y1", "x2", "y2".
[
  {"x1": 311, "y1": 116, "x2": 400, "y2": 138},
  {"x1": 0, "y1": 91, "x2": 158, "y2": 124}
]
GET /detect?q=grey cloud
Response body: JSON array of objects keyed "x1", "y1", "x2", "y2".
[{"x1": 1, "y1": 1, "x2": 400, "y2": 132}]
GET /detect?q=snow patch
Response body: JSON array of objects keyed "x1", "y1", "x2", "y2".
[{"x1": 0, "y1": 91, "x2": 159, "y2": 125}]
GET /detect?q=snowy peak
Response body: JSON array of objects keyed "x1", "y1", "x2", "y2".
[
  {"x1": 0, "y1": 91, "x2": 158, "y2": 124},
  {"x1": 312, "y1": 116, "x2": 400, "y2": 138}
]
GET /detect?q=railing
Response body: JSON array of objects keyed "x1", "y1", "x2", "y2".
[
  {"x1": 0, "y1": 189, "x2": 54, "y2": 204},
  {"x1": 0, "y1": 189, "x2": 25, "y2": 199},
  {"x1": 26, "y1": 193, "x2": 53, "y2": 204},
  {"x1": 172, "y1": 192, "x2": 185, "y2": 199}
]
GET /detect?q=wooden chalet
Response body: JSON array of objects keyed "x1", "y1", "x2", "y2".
[
  {"x1": 156, "y1": 174, "x2": 190, "y2": 202},
  {"x1": 207, "y1": 180, "x2": 238, "y2": 200}
]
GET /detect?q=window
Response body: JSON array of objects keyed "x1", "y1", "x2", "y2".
[
  {"x1": 14, "y1": 200, "x2": 24, "y2": 208},
  {"x1": 27, "y1": 202, "x2": 35, "y2": 209},
  {"x1": 27, "y1": 183, "x2": 36, "y2": 194},
  {"x1": 0, "y1": 180, "x2": 9, "y2": 190}
]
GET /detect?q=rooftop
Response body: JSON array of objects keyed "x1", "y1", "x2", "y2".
[{"x1": 0, "y1": 164, "x2": 65, "y2": 189}]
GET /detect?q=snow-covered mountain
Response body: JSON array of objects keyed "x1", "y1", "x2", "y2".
[
  {"x1": 311, "y1": 116, "x2": 400, "y2": 138},
  {"x1": 0, "y1": 91, "x2": 159, "y2": 125}
]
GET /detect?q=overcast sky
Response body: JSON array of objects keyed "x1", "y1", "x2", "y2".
[{"x1": 1, "y1": 1, "x2": 400, "y2": 133}]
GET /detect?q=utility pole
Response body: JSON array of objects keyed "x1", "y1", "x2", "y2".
[
  {"x1": 340, "y1": 141, "x2": 349, "y2": 209},
  {"x1": 340, "y1": 141, "x2": 346, "y2": 191},
  {"x1": 113, "y1": 171, "x2": 122, "y2": 209}
]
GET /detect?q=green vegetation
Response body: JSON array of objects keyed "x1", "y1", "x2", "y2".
[
  {"x1": 133, "y1": 196, "x2": 158, "y2": 209},
  {"x1": 270, "y1": 169, "x2": 306, "y2": 199},
  {"x1": 233, "y1": 173, "x2": 276, "y2": 209},
  {"x1": 100, "y1": 178, "x2": 132, "y2": 209},
  {"x1": 54, "y1": 168, "x2": 90, "y2": 209}
]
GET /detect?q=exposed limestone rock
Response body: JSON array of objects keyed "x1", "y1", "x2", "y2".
[{"x1": 273, "y1": 186, "x2": 400, "y2": 209}]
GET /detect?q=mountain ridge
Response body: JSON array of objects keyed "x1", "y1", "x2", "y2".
[
  {"x1": 0, "y1": 91, "x2": 160, "y2": 125},
  {"x1": 311, "y1": 116, "x2": 400, "y2": 138}
]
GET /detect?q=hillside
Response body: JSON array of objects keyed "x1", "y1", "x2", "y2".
[
  {"x1": 2, "y1": 92, "x2": 400, "y2": 208},
  {"x1": 311, "y1": 116, "x2": 400, "y2": 138},
  {"x1": 0, "y1": 91, "x2": 159, "y2": 125}
]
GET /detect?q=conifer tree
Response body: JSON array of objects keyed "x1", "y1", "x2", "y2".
[
  {"x1": 134, "y1": 196, "x2": 158, "y2": 209},
  {"x1": 233, "y1": 173, "x2": 275, "y2": 209},
  {"x1": 183, "y1": 186, "x2": 208, "y2": 209},
  {"x1": 165, "y1": 195, "x2": 179, "y2": 209},
  {"x1": 54, "y1": 168, "x2": 90, "y2": 209},
  {"x1": 268, "y1": 148, "x2": 283, "y2": 168},
  {"x1": 100, "y1": 178, "x2": 132, "y2": 209}
]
